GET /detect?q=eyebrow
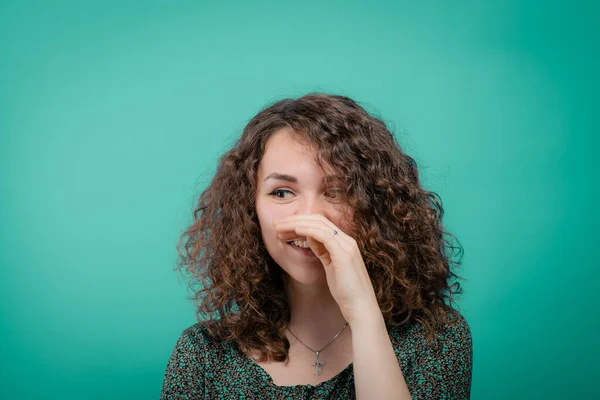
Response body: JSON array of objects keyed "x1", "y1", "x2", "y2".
[
  {"x1": 263, "y1": 172, "x2": 342, "y2": 185},
  {"x1": 263, "y1": 173, "x2": 298, "y2": 184}
]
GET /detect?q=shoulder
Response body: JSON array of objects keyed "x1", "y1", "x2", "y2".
[
  {"x1": 389, "y1": 307, "x2": 473, "y2": 398},
  {"x1": 394, "y1": 306, "x2": 470, "y2": 336},
  {"x1": 161, "y1": 321, "x2": 224, "y2": 383},
  {"x1": 435, "y1": 307, "x2": 472, "y2": 344},
  {"x1": 173, "y1": 320, "x2": 222, "y2": 351},
  {"x1": 390, "y1": 307, "x2": 473, "y2": 355}
]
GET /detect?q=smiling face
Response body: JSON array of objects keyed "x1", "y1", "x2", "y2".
[{"x1": 255, "y1": 127, "x2": 354, "y2": 286}]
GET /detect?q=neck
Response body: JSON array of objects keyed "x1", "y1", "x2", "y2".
[{"x1": 285, "y1": 278, "x2": 350, "y2": 348}]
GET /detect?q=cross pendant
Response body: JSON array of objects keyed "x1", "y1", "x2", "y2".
[{"x1": 311, "y1": 351, "x2": 325, "y2": 375}]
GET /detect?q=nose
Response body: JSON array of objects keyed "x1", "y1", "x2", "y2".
[{"x1": 295, "y1": 192, "x2": 325, "y2": 216}]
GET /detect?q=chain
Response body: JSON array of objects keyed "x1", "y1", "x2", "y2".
[{"x1": 286, "y1": 322, "x2": 349, "y2": 353}]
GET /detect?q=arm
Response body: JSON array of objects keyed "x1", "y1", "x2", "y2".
[
  {"x1": 351, "y1": 303, "x2": 412, "y2": 400},
  {"x1": 160, "y1": 327, "x2": 205, "y2": 400},
  {"x1": 272, "y1": 217, "x2": 473, "y2": 397},
  {"x1": 352, "y1": 306, "x2": 473, "y2": 400}
]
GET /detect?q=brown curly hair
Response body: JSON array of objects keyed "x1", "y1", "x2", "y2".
[{"x1": 176, "y1": 93, "x2": 465, "y2": 362}]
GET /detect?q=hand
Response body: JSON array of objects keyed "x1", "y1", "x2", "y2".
[{"x1": 273, "y1": 214, "x2": 380, "y2": 325}]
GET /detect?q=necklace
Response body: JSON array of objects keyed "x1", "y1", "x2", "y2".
[{"x1": 286, "y1": 322, "x2": 349, "y2": 376}]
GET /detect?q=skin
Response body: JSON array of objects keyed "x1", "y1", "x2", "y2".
[
  {"x1": 255, "y1": 127, "x2": 411, "y2": 398},
  {"x1": 255, "y1": 127, "x2": 354, "y2": 345}
]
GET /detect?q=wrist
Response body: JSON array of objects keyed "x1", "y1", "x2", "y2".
[{"x1": 348, "y1": 301, "x2": 385, "y2": 330}]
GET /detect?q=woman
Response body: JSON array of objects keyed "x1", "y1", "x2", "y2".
[{"x1": 160, "y1": 93, "x2": 473, "y2": 399}]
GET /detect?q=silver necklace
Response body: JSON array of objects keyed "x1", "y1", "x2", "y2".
[{"x1": 286, "y1": 322, "x2": 349, "y2": 376}]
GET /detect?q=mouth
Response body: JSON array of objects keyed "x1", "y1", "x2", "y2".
[
  {"x1": 287, "y1": 237, "x2": 309, "y2": 248},
  {"x1": 286, "y1": 238, "x2": 317, "y2": 257}
]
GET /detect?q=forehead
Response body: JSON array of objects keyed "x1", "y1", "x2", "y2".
[
  {"x1": 258, "y1": 128, "x2": 337, "y2": 181},
  {"x1": 263, "y1": 128, "x2": 312, "y2": 162}
]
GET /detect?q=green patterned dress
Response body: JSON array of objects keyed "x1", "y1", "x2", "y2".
[{"x1": 160, "y1": 308, "x2": 472, "y2": 399}]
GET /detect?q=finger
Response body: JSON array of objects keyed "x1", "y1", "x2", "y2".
[
  {"x1": 274, "y1": 222, "x2": 333, "y2": 243},
  {"x1": 274, "y1": 223, "x2": 332, "y2": 263},
  {"x1": 274, "y1": 219, "x2": 354, "y2": 250},
  {"x1": 274, "y1": 214, "x2": 346, "y2": 236},
  {"x1": 291, "y1": 225, "x2": 347, "y2": 268}
]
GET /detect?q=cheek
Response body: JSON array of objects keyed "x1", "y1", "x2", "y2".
[
  {"x1": 256, "y1": 201, "x2": 288, "y2": 238},
  {"x1": 333, "y1": 210, "x2": 356, "y2": 237}
]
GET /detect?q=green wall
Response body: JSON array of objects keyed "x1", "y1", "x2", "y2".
[{"x1": 1, "y1": 0, "x2": 598, "y2": 398}]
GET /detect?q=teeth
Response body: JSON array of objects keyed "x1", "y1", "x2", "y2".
[{"x1": 291, "y1": 240, "x2": 310, "y2": 248}]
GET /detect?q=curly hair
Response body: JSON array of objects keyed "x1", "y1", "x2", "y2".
[{"x1": 176, "y1": 93, "x2": 465, "y2": 363}]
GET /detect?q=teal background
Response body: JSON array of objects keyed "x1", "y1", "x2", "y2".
[{"x1": 1, "y1": 0, "x2": 598, "y2": 398}]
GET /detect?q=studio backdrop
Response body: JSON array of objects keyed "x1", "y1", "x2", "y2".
[{"x1": 1, "y1": 0, "x2": 598, "y2": 399}]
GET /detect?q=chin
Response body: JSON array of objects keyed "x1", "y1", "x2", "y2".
[
  {"x1": 265, "y1": 241, "x2": 328, "y2": 286},
  {"x1": 280, "y1": 264, "x2": 328, "y2": 286}
]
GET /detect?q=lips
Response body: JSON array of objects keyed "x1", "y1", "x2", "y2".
[
  {"x1": 286, "y1": 237, "x2": 309, "y2": 249},
  {"x1": 286, "y1": 237, "x2": 308, "y2": 243},
  {"x1": 286, "y1": 239, "x2": 317, "y2": 257}
]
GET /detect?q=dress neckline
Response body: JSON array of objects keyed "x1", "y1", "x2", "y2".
[{"x1": 240, "y1": 347, "x2": 354, "y2": 390}]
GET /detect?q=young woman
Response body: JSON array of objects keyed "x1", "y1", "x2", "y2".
[{"x1": 160, "y1": 93, "x2": 473, "y2": 399}]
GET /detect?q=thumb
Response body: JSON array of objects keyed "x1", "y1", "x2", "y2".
[{"x1": 307, "y1": 236, "x2": 331, "y2": 266}]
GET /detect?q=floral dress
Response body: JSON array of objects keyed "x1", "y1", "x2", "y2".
[{"x1": 160, "y1": 308, "x2": 472, "y2": 399}]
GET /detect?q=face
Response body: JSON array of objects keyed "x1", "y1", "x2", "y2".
[{"x1": 255, "y1": 128, "x2": 354, "y2": 286}]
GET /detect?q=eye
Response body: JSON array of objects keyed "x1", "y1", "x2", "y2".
[
  {"x1": 269, "y1": 189, "x2": 294, "y2": 199},
  {"x1": 325, "y1": 188, "x2": 344, "y2": 199}
]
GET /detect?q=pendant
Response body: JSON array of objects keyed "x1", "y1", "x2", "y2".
[{"x1": 311, "y1": 351, "x2": 325, "y2": 375}]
